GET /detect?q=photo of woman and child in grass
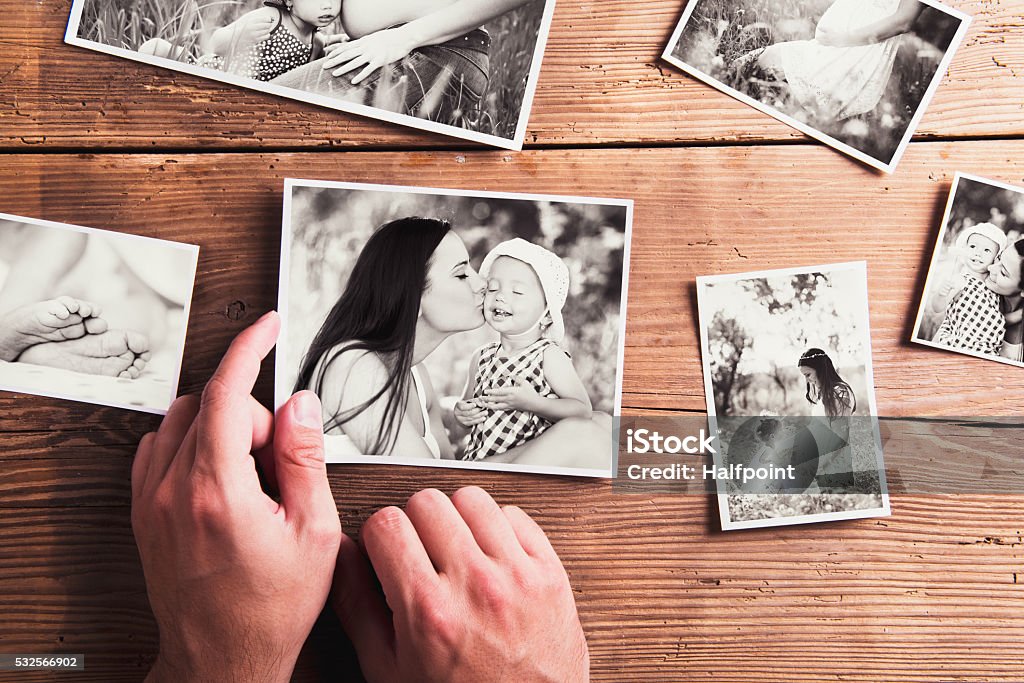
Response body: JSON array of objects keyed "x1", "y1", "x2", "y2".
[
  {"x1": 276, "y1": 180, "x2": 631, "y2": 477},
  {"x1": 697, "y1": 261, "x2": 889, "y2": 530},
  {"x1": 662, "y1": 0, "x2": 970, "y2": 172},
  {"x1": 914, "y1": 174, "x2": 1024, "y2": 368},
  {"x1": 65, "y1": 0, "x2": 554, "y2": 148}
]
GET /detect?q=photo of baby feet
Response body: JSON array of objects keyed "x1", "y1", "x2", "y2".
[
  {"x1": 17, "y1": 329, "x2": 151, "y2": 379},
  {"x1": 0, "y1": 296, "x2": 108, "y2": 362},
  {"x1": 0, "y1": 215, "x2": 197, "y2": 413}
]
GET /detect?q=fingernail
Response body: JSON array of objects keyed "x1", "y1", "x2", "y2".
[
  {"x1": 257, "y1": 310, "x2": 278, "y2": 324},
  {"x1": 294, "y1": 390, "x2": 323, "y2": 429}
]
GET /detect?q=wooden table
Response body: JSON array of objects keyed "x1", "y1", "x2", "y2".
[{"x1": 2, "y1": 1, "x2": 1023, "y2": 681}]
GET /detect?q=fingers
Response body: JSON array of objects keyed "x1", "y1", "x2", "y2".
[
  {"x1": 143, "y1": 394, "x2": 201, "y2": 493},
  {"x1": 502, "y1": 505, "x2": 559, "y2": 561},
  {"x1": 451, "y1": 487, "x2": 525, "y2": 561},
  {"x1": 458, "y1": 412, "x2": 486, "y2": 427},
  {"x1": 250, "y1": 396, "x2": 281, "y2": 491},
  {"x1": 482, "y1": 389, "x2": 514, "y2": 406},
  {"x1": 404, "y1": 488, "x2": 484, "y2": 573},
  {"x1": 194, "y1": 311, "x2": 280, "y2": 472},
  {"x1": 361, "y1": 505, "x2": 439, "y2": 609},
  {"x1": 455, "y1": 402, "x2": 487, "y2": 426},
  {"x1": 272, "y1": 391, "x2": 337, "y2": 534},
  {"x1": 331, "y1": 535, "x2": 396, "y2": 679},
  {"x1": 323, "y1": 37, "x2": 362, "y2": 69},
  {"x1": 131, "y1": 432, "x2": 156, "y2": 503},
  {"x1": 350, "y1": 62, "x2": 380, "y2": 85},
  {"x1": 250, "y1": 395, "x2": 275, "y2": 450},
  {"x1": 331, "y1": 55, "x2": 369, "y2": 78}
]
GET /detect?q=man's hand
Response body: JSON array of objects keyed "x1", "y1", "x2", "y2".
[
  {"x1": 131, "y1": 312, "x2": 342, "y2": 683},
  {"x1": 331, "y1": 486, "x2": 589, "y2": 682}
]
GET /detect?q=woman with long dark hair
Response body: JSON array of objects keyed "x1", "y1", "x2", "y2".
[
  {"x1": 996, "y1": 239, "x2": 1024, "y2": 363},
  {"x1": 797, "y1": 347, "x2": 856, "y2": 492},
  {"x1": 295, "y1": 216, "x2": 609, "y2": 466},
  {"x1": 798, "y1": 348, "x2": 856, "y2": 420}
]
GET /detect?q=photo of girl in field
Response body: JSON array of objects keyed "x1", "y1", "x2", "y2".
[
  {"x1": 66, "y1": 0, "x2": 554, "y2": 148},
  {"x1": 662, "y1": 0, "x2": 970, "y2": 171},
  {"x1": 696, "y1": 262, "x2": 890, "y2": 530}
]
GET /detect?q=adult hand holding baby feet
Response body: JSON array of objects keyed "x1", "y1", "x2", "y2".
[{"x1": 0, "y1": 296, "x2": 107, "y2": 361}]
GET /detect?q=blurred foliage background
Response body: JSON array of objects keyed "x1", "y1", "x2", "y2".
[
  {"x1": 284, "y1": 186, "x2": 628, "y2": 414},
  {"x1": 917, "y1": 176, "x2": 1024, "y2": 340},
  {"x1": 670, "y1": 0, "x2": 963, "y2": 164},
  {"x1": 76, "y1": 0, "x2": 545, "y2": 139},
  {"x1": 703, "y1": 267, "x2": 870, "y2": 418}
]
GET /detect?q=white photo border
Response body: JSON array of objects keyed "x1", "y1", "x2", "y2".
[
  {"x1": 0, "y1": 211, "x2": 199, "y2": 416},
  {"x1": 911, "y1": 172, "x2": 1024, "y2": 369},
  {"x1": 695, "y1": 260, "x2": 891, "y2": 530},
  {"x1": 64, "y1": 0, "x2": 558, "y2": 151},
  {"x1": 660, "y1": 0, "x2": 972, "y2": 174},
  {"x1": 276, "y1": 178, "x2": 633, "y2": 478}
]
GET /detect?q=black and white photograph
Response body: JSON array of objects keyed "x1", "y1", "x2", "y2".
[
  {"x1": 0, "y1": 213, "x2": 198, "y2": 414},
  {"x1": 661, "y1": 0, "x2": 970, "y2": 172},
  {"x1": 696, "y1": 261, "x2": 890, "y2": 530},
  {"x1": 276, "y1": 179, "x2": 631, "y2": 477},
  {"x1": 65, "y1": 0, "x2": 555, "y2": 150},
  {"x1": 912, "y1": 173, "x2": 1024, "y2": 368}
]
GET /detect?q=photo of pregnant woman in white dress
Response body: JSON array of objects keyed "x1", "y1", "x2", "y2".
[{"x1": 662, "y1": 0, "x2": 970, "y2": 171}]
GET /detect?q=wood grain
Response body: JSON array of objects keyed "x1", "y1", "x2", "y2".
[
  {"x1": 2, "y1": 143, "x2": 1024, "y2": 417},
  {"x1": 0, "y1": 0, "x2": 1022, "y2": 149},
  {"x1": 0, "y1": 496, "x2": 1020, "y2": 682},
  {"x1": 2, "y1": 5, "x2": 1024, "y2": 678}
]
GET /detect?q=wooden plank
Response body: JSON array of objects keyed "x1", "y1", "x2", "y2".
[
  {"x1": 3, "y1": 414, "x2": 1022, "y2": 507},
  {"x1": 1, "y1": 142, "x2": 1024, "y2": 417},
  {"x1": 0, "y1": 0, "x2": 1022, "y2": 148},
  {"x1": 0, "y1": 499, "x2": 1020, "y2": 682}
]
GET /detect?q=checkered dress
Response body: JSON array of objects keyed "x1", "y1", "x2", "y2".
[
  {"x1": 464, "y1": 339, "x2": 558, "y2": 461},
  {"x1": 934, "y1": 277, "x2": 1006, "y2": 355}
]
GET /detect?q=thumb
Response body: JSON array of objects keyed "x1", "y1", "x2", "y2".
[{"x1": 274, "y1": 391, "x2": 334, "y2": 527}]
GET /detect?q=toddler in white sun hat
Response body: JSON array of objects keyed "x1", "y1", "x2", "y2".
[
  {"x1": 454, "y1": 238, "x2": 593, "y2": 461},
  {"x1": 930, "y1": 222, "x2": 1008, "y2": 318}
]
